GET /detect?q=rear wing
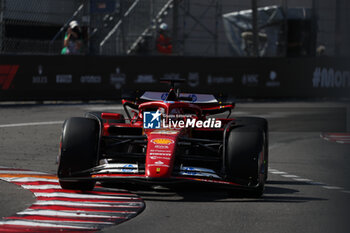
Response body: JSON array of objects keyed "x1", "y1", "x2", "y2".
[
  {"x1": 122, "y1": 91, "x2": 235, "y2": 118},
  {"x1": 140, "y1": 91, "x2": 218, "y2": 104}
]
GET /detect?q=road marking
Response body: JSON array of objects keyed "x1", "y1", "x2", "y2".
[
  {"x1": 271, "y1": 171, "x2": 287, "y2": 174},
  {"x1": 293, "y1": 178, "x2": 312, "y2": 182},
  {"x1": 269, "y1": 168, "x2": 349, "y2": 195},
  {"x1": 0, "y1": 121, "x2": 63, "y2": 128},
  {"x1": 322, "y1": 186, "x2": 343, "y2": 190},
  {"x1": 282, "y1": 174, "x2": 299, "y2": 178}
]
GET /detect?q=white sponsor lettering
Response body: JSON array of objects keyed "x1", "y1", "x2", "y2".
[
  {"x1": 242, "y1": 74, "x2": 259, "y2": 86},
  {"x1": 56, "y1": 75, "x2": 72, "y2": 84},
  {"x1": 188, "y1": 73, "x2": 200, "y2": 87},
  {"x1": 313, "y1": 67, "x2": 350, "y2": 88},
  {"x1": 110, "y1": 68, "x2": 126, "y2": 89},
  {"x1": 148, "y1": 164, "x2": 169, "y2": 167},
  {"x1": 135, "y1": 74, "x2": 156, "y2": 83},
  {"x1": 265, "y1": 71, "x2": 280, "y2": 87},
  {"x1": 150, "y1": 156, "x2": 171, "y2": 160},
  {"x1": 151, "y1": 130, "x2": 178, "y2": 135},
  {"x1": 162, "y1": 118, "x2": 221, "y2": 129},
  {"x1": 150, "y1": 149, "x2": 172, "y2": 154},
  {"x1": 80, "y1": 75, "x2": 102, "y2": 83},
  {"x1": 154, "y1": 145, "x2": 170, "y2": 149},
  {"x1": 163, "y1": 73, "x2": 180, "y2": 80},
  {"x1": 208, "y1": 75, "x2": 233, "y2": 84},
  {"x1": 32, "y1": 76, "x2": 48, "y2": 84},
  {"x1": 150, "y1": 152, "x2": 172, "y2": 156}
]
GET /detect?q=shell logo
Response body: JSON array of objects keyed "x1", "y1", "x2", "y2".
[{"x1": 151, "y1": 138, "x2": 174, "y2": 145}]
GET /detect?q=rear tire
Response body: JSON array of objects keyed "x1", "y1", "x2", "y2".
[
  {"x1": 57, "y1": 117, "x2": 99, "y2": 191},
  {"x1": 226, "y1": 125, "x2": 265, "y2": 197}
]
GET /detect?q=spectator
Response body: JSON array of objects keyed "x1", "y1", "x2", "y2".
[
  {"x1": 61, "y1": 21, "x2": 83, "y2": 55},
  {"x1": 156, "y1": 23, "x2": 172, "y2": 54}
]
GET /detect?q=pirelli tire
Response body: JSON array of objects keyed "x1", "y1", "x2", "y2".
[
  {"x1": 57, "y1": 117, "x2": 100, "y2": 191},
  {"x1": 226, "y1": 124, "x2": 266, "y2": 197},
  {"x1": 234, "y1": 117, "x2": 269, "y2": 181}
]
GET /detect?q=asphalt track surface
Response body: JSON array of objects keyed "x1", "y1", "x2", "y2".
[{"x1": 0, "y1": 101, "x2": 350, "y2": 233}]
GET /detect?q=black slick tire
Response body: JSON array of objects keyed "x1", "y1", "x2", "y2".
[
  {"x1": 57, "y1": 117, "x2": 100, "y2": 191},
  {"x1": 226, "y1": 125, "x2": 265, "y2": 197}
]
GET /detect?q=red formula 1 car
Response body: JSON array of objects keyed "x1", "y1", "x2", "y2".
[{"x1": 57, "y1": 82, "x2": 268, "y2": 196}]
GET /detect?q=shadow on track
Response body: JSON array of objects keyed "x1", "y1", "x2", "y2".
[{"x1": 100, "y1": 180, "x2": 327, "y2": 203}]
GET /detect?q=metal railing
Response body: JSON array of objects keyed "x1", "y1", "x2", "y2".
[{"x1": 0, "y1": 0, "x2": 348, "y2": 57}]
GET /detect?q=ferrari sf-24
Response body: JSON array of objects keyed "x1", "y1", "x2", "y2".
[{"x1": 58, "y1": 84, "x2": 268, "y2": 196}]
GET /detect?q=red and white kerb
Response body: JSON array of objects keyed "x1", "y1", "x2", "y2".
[
  {"x1": 0, "y1": 167, "x2": 145, "y2": 232},
  {"x1": 321, "y1": 133, "x2": 350, "y2": 144}
]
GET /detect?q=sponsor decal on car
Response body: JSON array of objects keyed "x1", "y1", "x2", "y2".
[
  {"x1": 150, "y1": 152, "x2": 172, "y2": 156},
  {"x1": 154, "y1": 145, "x2": 170, "y2": 149},
  {"x1": 150, "y1": 148, "x2": 171, "y2": 151},
  {"x1": 150, "y1": 130, "x2": 179, "y2": 135},
  {"x1": 121, "y1": 164, "x2": 138, "y2": 172},
  {"x1": 151, "y1": 138, "x2": 174, "y2": 145},
  {"x1": 149, "y1": 164, "x2": 170, "y2": 167},
  {"x1": 182, "y1": 166, "x2": 197, "y2": 175},
  {"x1": 150, "y1": 156, "x2": 171, "y2": 160}
]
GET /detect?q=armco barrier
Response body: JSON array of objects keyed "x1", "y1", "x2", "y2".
[{"x1": 0, "y1": 55, "x2": 349, "y2": 101}]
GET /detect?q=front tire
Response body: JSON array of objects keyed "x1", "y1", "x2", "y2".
[
  {"x1": 226, "y1": 125, "x2": 265, "y2": 197},
  {"x1": 57, "y1": 117, "x2": 100, "y2": 190},
  {"x1": 234, "y1": 117, "x2": 269, "y2": 181}
]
